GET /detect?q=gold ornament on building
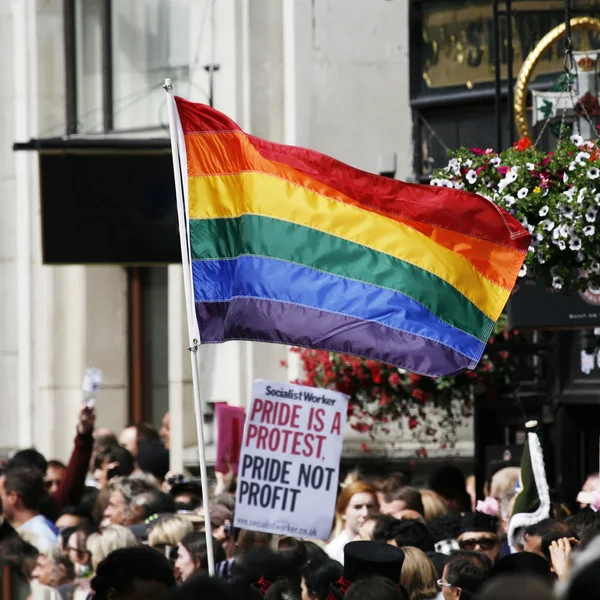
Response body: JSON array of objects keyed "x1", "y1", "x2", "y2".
[{"x1": 513, "y1": 17, "x2": 600, "y2": 141}]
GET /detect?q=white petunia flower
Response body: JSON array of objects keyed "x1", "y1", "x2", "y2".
[
  {"x1": 430, "y1": 179, "x2": 443, "y2": 186},
  {"x1": 571, "y1": 134, "x2": 584, "y2": 146},
  {"x1": 448, "y1": 158, "x2": 461, "y2": 175},
  {"x1": 539, "y1": 206, "x2": 549, "y2": 217},
  {"x1": 564, "y1": 173, "x2": 569, "y2": 183},
  {"x1": 491, "y1": 157, "x2": 502, "y2": 167},
  {"x1": 454, "y1": 181, "x2": 465, "y2": 190},
  {"x1": 543, "y1": 220, "x2": 555, "y2": 231},
  {"x1": 569, "y1": 237, "x2": 582, "y2": 251},
  {"x1": 517, "y1": 187, "x2": 529, "y2": 199},
  {"x1": 499, "y1": 178, "x2": 509, "y2": 191},
  {"x1": 504, "y1": 195, "x2": 516, "y2": 207},
  {"x1": 552, "y1": 276, "x2": 564, "y2": 290},
  {"x1": 506, "y1": 171, "x2": 518, "y2": 183},
  {"x1": 576, "y1": 152, "x2": 591, "y2": 164},
  {"x1": 583, "y1": 225, "x2": 596, "y2": 237},
  {"x1": 526, "y1": 162, "x2": 536, "y2": 171},
  {"x1": 559, "y1": 224, "x2": 570, "y2": 238},
  {"x1": 557, "y1": 240, "x2": 566, "y2": 250},
  {"x1": 464, "y1": 159, "x2": 473, "y2": 168},
  {"x1": 577, "y1": 252, "x2": 586, "y2": 262},
  {"x1": 466, "y1": 170, "x2": 477, "y2": 184},
  {"x1": 569, "y1": 161, "x2": 577, "y2": 171},
  {"x1": 563, "y1": 187, "x2": 576, "y2": 202},
  {"x1": 536, "y1": 231, "x2": 544, "y2": 241},
  {"x1": 518, "y1": 264, "x2": 527, "y2": 277},
  {"x1": 537, "y1": 252, "x2": 546, "y2": 264},
  {"x1": 586, "y1": 208, "x2": 598, "y2": 222},
  {"x1": 591, "y1": 262, "x2": 600, "y2": 272},
  {"x1": 589, "y1": 167, "x2": 600, "y2": 180},
  {"x1": 578, "y1": 187, "x2": 588, "y2": 204}
]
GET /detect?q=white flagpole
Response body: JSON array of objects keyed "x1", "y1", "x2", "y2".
[{"x1": 164, "y1": 78, "x2": 216, "y2": 576}]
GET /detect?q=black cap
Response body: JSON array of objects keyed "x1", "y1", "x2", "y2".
[
  {"x1": 459, "y1": 512, "x2": 498, "y2": 535},
  {"x1": 343, "y1": 541, "x2": 404, "y2": 583},
  {"x1": 491, "y1": 552, "x2": 551, "y2": 581}
]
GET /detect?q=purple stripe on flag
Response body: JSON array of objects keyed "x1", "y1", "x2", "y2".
[{"x1": 195, "y1": 298, "x2": 473, "y2": 377}]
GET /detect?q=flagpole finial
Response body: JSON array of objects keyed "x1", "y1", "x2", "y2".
[
  {"x1": 525, "y1": 420, "x2": 538, "y2": 429},
  {"x1": 163, "y1": 78, "x2": 172, "y2": 91}
]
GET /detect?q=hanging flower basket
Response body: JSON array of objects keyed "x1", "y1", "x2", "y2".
[
  {"x1": 431, "y1": 134, "x2": 600, "y2": 292},
  {"x1": 292, "y1": 318, "x2": 519, "y2": 454}
]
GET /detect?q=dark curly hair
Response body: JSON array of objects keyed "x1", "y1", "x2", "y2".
[{"x1": 90, "y1": 546, "x2": 175, "y2": 599}]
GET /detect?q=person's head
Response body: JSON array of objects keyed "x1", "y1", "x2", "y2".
[
  {"x1": 301, "y1": 557, "x2": 342, "y2": 600},
  {"x1": 428, "y1": 513, "x2": 462, "y2": 548},
  {"x1": 382, "y1": 487, "x2": 425, "y2": 519},
  {"x1": 237, "y1": 529, "x2": 273, "y2": 553},
  {"x1": 477, "y1": 575, "x2": 554, "y2": 600},
  {"x1": 490, "y1": 552, "x2": 551, "y2": 584},
  {"x1": 120, "y1": 423, "x2": 161, "y2": 458},
  {"x1": 67, "y1": 524, "x2": 95, "y2": 576},
  {"x1": 137, "y1": 440, "x2": 170, "y2": 483},
  {"x1": 0, "y1": 465, "x2": 47, "y2": 523},
  {"x1": 457, "y1": 512, "x2": 500, "y2": 564},
  {"x1": 523, "y1": 519, "x2": 572, "y2": 558},
  {"x1": 373, "y1": 517, "x2": 434, "y2": 553},
  {"x1": 93, "y1": 444, "x2": 135, "y2": 489},
  {"x1": 55, "y1": 506, "x2": 89, "y2": 531},
  {"x1": 335, "y1": 481, "x2": 379, "y2": 537},
  {"x1": 375, "y1": 473, "x2": 407, "y2": 506},
  {"x1": 87, "y1": 524, "x2": 138, "y2": 570},
  {"x1": 440, "y1": 551, "x2": 492, "y2": 600},
  {"x1": 103, "y1": 477, "x2": 157, "y2": 527},
  {"x1": 129, "y1": 490, "x2": 176, "y2": 524},
  {"x1": 489, "y1": 467, "x2": 519, "y2": 534},
  {"x1": 160, "y1": 412, "x2": 171, "y2": 450},
  {"x1": 31, "y1": 547, "x2": 74, "y2": 588},
  {"x1": 429, "y1": 466, "x2": 469, "y2": 513},
  {"x1": 9, "y1": 448, "x2": 48, "y2": 473},
  {"x1": 168, "y1": 477, "x2": 204, "y2": 511},
  {"x1": 577, "y1": 473, "x2": 599, "y2": 509},
  {"x1": 45, "y1": 460, "x2": 66, "y2": 496},
  {"x1": 175, "y1": 531, "x2": 214, "y2": 583},
  {"x1": 344, "y1": 576, "x2": 404, "y2": 600},
  {"x1": 91, "y1": 545, "x2": 175, "y2": 600},
  {"x1": 420, "y1": 490, "x2": 448, "y2": 523},
  {"x1": 148, "y1": 515, "x2": 194, "y2": 548},
  {"x1": 567, "y1": 510, "x2": 600, "y2": 549},
  {"x1": 169, "y1": 574, "x2": 234, "y2": 600},
  {"x1": 399, "y1": 546, "x2": 438, "y2": 600}
]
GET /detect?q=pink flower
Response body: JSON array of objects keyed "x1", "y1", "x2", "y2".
[
  {"x1": 485, "y1": 148, "x2": 494, "y2": 154},
  {"x1": 476, "y1": 496, "x2": 499, "y2": 517},
  {"x1": 498, "y1": 166, "x2": 510, "y2": 175},
  {"x1": 470, "y1": 147, "x2": 485, "y2": 156}
]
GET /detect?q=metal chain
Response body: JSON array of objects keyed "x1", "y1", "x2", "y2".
[{"x1": 534, "y1": 86, "x2": 569, "y2": 147}]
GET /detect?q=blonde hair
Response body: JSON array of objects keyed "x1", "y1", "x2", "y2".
[
  {"x1": 147, "y1": 515, "x2": 193, "y2": 547},
  {"x1": 87, "y1": 525, "x2": 137, "y2": 569},
  {"x1": 399, "y1": 546, "x2": 439, "y2": 600},
  {"x1": 420, "y1": 490, "x2": 448, "y2": 522}
]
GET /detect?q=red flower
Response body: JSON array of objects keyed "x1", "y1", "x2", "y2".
[
  {"x1": 388, "y1": 372, "x2": 401, "y2": 387},
  {"x1": 412, "y1": 389, "x2": 425, "y2": 401},
  {"x1": 498, "y1": 165, "x2": 510, "y2": 175},
  {"x1": 408, "y1": 417, "x2": 419, "y2": 430},
  {"x1": 371, "y1": 366, "x2": 382, "y2": 384},
  {"x1": 379, "y1": 393, "x2": 391, "y2": 407},
  {"x1": 470, "y1": 147, "x2": 485, "y2": 156},
  {"x1": 409, "y1": 373, "x2": 421, "y2": 384},
  {"x1": 361, "y1": 443, "x2": 372, "y2": 453},
  {"x1": 513, "y1": 137, "x2": 532, "y2": 151}
]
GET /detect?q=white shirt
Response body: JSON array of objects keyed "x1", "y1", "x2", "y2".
[
  {"x1": 18, "y1": 514, "x2": 59, "y2": 554},
  {"x1": 326, "y1": 530, "x2": 350, "y2": 564}
]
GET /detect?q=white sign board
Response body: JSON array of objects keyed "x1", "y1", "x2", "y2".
[{"x1": 234, "y1": 379, "x2": 348, "y2": 541}]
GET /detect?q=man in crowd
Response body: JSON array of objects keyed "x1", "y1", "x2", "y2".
[
  {"x1": 119, "y1": 422, "x2": 161, "y2": 460},
  {"x1": 457, "y1": 512, "x2": 501, "y2": 564},
  {"x1": 0, "y1": 464, "x2": 59, "y2": 553},
  {"x1": 439, "y1": 551, "x2": 492, "y2": 600},
  {"x1": 380, "y1": 486, "x2": 425, "y2": 519},
  {"x1": 44, "y1": 460, "x2": 66, "y2": 496},
  {"x1": 160, "y1": 412, "x2": 170, "y2": 450},
  {"x1": 102, "y1": 477, "x2": 157, "y2": 527},
  {"x1": 523, "y1": 518, "x2": 575, "y2": 557}
]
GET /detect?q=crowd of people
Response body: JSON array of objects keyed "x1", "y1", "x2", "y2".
[{"x1": 2, "y1": 403, "x2": 600, "y2": 599}]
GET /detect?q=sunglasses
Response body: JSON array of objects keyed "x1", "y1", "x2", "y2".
[
  {"x1": 459, "y1": 537, "x2": 498, "y2": 551},
  {"x1": 44, "y1": 479, "x2": 61, "y2": 489}
]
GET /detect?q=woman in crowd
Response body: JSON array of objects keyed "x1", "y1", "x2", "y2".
[
  {"x1": 174, "y1": 531, "x2": 225, "y2": 583},
  {"x1": 87, "y1": 524, "x2": 138, "y2": 571},
  {"x1": 148, "y1": 514, "x2": 194, "y2": 549},
  {"x1": 399, "y1": 547, "x2": 439, "y2": 600},
  {"x1": 326, "y1": 480, "x2": 378, "y2": 564},
  {"x1": 420, "y1": 490, "x2": 448, "y2": 524}
]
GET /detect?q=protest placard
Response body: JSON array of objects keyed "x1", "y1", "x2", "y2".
[
  {"x1": 215, "y1": 404, "x2": 246, "y2": 474},
  {"x1": 234, "y1": 379, "x2": 348, "y2": 541}
]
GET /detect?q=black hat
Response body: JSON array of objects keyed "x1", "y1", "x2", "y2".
[
  {"x1": 491, "y1": 552, "x2": 551, "y2": 581},
  {"x1": 459, "y1": 512, "x2": 497, "y2": 535},
  {"x1": 344, "y1": 541, "x2": 404, "y2": 583},
  {"x1": 170, "y1": 478, "x2": 203, "y2": 500}
]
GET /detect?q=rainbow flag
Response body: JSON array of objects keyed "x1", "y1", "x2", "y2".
[{"x1": 172, "y1": 97, "x2": 530, "y2": 377}]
